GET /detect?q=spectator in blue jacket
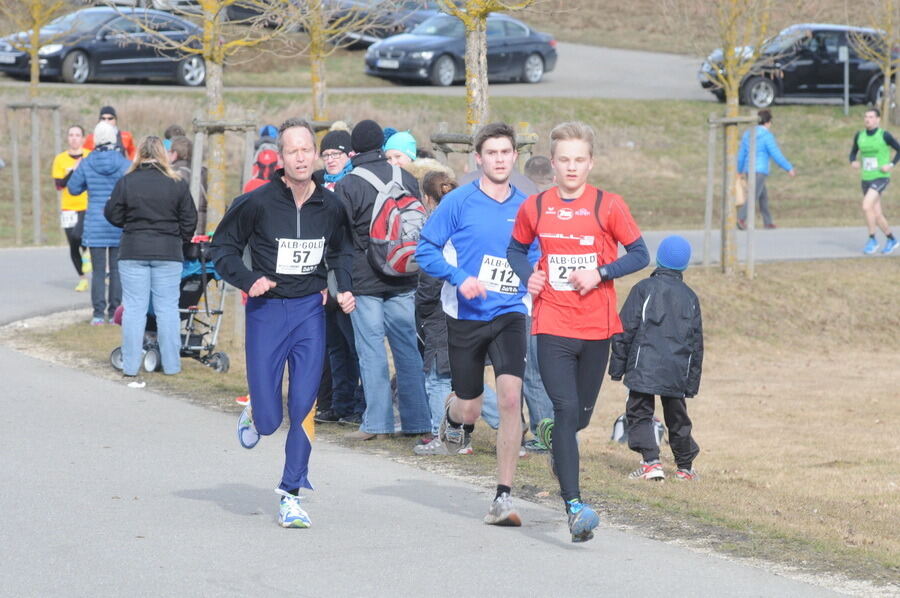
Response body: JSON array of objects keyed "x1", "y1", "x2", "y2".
[
  {"x1": 737, "y1": 109, "x2": 796, "y2": 229},
  {"x1": 68, "y1": 120, "x2": 131, "y2": 324}
]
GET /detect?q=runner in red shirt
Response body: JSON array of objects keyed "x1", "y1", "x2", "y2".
[{"x1": 507, "y1": 121, "x2": 649, "y2": 542}]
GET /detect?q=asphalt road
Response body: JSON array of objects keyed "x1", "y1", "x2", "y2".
[
  {"x1": 0, "y1": 343, "x2": 844, "y2": 597},
  {"x1": 0, "y1": 43, "x2": 713, "y2": 101},
  {"x1": 0, "y1": 238, "x2": 890, "y2": 595}
]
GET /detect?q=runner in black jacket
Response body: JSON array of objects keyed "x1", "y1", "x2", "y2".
[
  {"x1": 211, "y1": 118, "x2": 355, "y2": 529},
  {"x1": 608, "y1": 235, "x2": 703, "y2": 482}
]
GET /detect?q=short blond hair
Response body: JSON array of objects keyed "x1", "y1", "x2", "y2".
[{"x1": 550, "y1": 121, "x2": 595, "y2": 157}]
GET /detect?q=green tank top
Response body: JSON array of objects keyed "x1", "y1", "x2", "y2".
[{"x1": 857, "y1": 128, "x2": 891, "y2": 180}]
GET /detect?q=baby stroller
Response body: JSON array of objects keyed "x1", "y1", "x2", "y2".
[{"x1": 110, "y1": 236, "x2": 230, "y2": 374}]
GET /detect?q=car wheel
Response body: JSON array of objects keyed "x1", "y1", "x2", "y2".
[
  {"x1": 521, "y1": 53, "x2": 544, "y2": 84},
  {"x1": 712, "y1": 88, "x2": 726, "y2": 103},
  {"x1": 869, "y1": 78, "x2": 897, "y2": 108},
  {"x1": 430, "y1": 54, "x2": 455, "y2": 87},
  {"x1": 62, "y1": 51, "x2": 90, "y2": 85},
  {"x1": 176, "y1": 55, "x2": 206, "y2": 87},
  {"x1": 741, "y1": 76, "x2": 776, "y2": 108}
]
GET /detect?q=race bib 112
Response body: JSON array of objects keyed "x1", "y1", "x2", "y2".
[{"x1": 477, "y1": 254, "x2": 520, "y2": 294}]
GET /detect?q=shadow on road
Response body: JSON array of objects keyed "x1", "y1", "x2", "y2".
[
  {"x1": 174, "y1": 483, "x2": 269, "y2": 518},
  {"x1": 365, "y1": 478, "x2": 584, "y2": 550}
]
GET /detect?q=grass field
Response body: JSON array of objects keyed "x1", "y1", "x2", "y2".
[
  {"x1": 11, "y1": 258, "x2": 899, "y2": 591},
  {"x1": 0, "y1": 86, "x2": 883, "y2": 246}
]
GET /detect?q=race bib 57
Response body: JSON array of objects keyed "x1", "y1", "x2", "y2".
[{"x1": 276, "y1": 237, "x2": 325, "y2": 275}]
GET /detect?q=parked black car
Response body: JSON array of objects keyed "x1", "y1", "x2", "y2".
[
  {"x1": 225, "y1": 0, "x2": 444, "y2": 46},
  {"x1": 699, "y1": 24, "x2": 891, "y2": 108},
  {"x1": 365, "y1": 12, "x2": 557, "y2": 86},
  {"x1": 0, "y1": 6, "x2": 205, "y2": 86}
]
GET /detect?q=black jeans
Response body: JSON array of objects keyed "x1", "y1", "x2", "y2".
[
  {"x1": 537, "y1": 334, "x2": 610, "y2": 502},
  {"x1": 626, "y1": 390, "x2": 700, "y2": 469}
]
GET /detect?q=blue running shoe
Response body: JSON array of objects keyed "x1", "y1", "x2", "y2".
[
  {"x1": 567, "y1": 500, "x2": 600, "y2": 543},
  {"x1": 883, "y1": 237, "x2": 899, "y2": 254},
  {"x1": 863, "y1": 237, "x2": 880, "y2": 255},
  {"x1": 237, "y1": 406, "x2": 259, "y2": 449},
  {"x1": 277, "y1": 492, "x2": 311, "y2": 528}
]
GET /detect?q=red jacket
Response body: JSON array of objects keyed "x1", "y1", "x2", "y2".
[{"x1": 84, "y1": 130, "x2": 136, "y2": 160}]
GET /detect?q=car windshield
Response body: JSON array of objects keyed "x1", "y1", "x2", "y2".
[
  {"x1": 761, "y1": 30, "x2": 808, "y2": 54},
  {"x1": 410, "y1": 14, "x2": 463, "y2": 37},
  {"x1": 45, "y1": 11, "x2": 113, "y2": 32}
]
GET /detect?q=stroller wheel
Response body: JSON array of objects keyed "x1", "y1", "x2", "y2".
[
  {"x1": 110, "y1": 347, "x2": 123, "y2": 371},
  {"x1": 143, "y1": 348, "x2": 162, "y2": 373},
  {"x1": 208, "y1": 352, "x2": 230, "y2": 373}
]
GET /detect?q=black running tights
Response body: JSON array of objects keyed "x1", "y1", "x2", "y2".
[{"x1": 537, "y1": 334, "x2": 610, "y2": 502}]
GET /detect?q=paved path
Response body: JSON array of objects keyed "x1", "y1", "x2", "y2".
[
  {"x1": 0, "y1": 43, "x2": 712, "y2": 101},
  {"x1": 0, "y1": 235, "x2": 887, "y2": 596},
  {"x1": 0, "y1": 344, "x2": 842, "y2": 597},
  {"x1": 1, "y1": 227, "x2": 891, "y2": 325}
]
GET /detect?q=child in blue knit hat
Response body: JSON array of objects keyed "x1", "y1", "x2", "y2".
[{"x1": 608, "y1": 235, "x2": 704, "y2": 481}]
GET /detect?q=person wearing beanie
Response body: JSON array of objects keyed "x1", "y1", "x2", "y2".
[
  {"x1": 311, "y1": 127, "x2": 366, "y2": 426},
  {"x1": 384, "y1": 131, "x2": 417, "y2": 167},
  {"x1": 335, "y1": 119, "x2": 432, "y2": 441},
  {"x1": 83, "y1": 105, "x2": 136, "y2": 160},
  {"x1": 609, "y1": 234, "x2": 703, "y2": 482},
  {"x1": 313, "y1": 130, "x2": 354, "y2": 191}
]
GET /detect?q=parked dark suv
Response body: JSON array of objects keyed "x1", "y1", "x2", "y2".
[{"x1": 699, "y1": 24, "x2": 891, "y2": 108}]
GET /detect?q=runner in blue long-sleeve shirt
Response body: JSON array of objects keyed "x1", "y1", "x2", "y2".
[{"x1": 415, "y1": 123, "x2": 532, "y2": 527}]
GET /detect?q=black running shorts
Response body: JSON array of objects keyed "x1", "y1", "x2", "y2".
[
  {"x1": 446, "y1": 311, "x2": 527, "y2": 400},
  {"x1": 861, "y1": 178, "x2": 890, "y2": 195}
]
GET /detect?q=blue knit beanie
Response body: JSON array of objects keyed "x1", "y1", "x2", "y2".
[
  {"x1": 656, "y1": 235, "x2": 692, "y2": 271},
  {"x1": 383, "y1": 131, "x2": 417, "y2": 161}
]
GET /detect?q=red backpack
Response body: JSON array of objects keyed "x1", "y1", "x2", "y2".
[{"x1": 349, "y1": 165, "x2": 426, "y2": 277}]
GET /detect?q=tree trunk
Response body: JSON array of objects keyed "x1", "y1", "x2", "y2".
[
  {"x1": 28, "y1": 22, "x2": 40, "y2": 99},
  {"x1": 205, "y1": 59, "x2": 226, "y2": 229},
  {"x1": 721, "y1": 85, "x2": 740, "y2": 274},
  {"x1": 311, "y1": 55, "x2": 327, "y2": 121},
  {"x1": 464, "y1": 19, "x2": 488, "y2": 134},
  {"x1": 308, "y1": 0, "x2": 327, "y2": 121}
]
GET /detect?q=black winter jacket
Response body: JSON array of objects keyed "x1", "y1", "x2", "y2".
[
  {"x1": 211, "y1": 171, "x2": 352, "y2": 299},
  {"x1": 608, "y1": 268, "x2": 703, "y2": 398},
  {"x1": 104, "y1": 164, "x2": 197, "y2": 262},
  {"x1": 334, "y1": 150, "x2": 421, "y2": 296},
  {"x1": 415, "y1": 271, "x2": 450, "y2": 375}
]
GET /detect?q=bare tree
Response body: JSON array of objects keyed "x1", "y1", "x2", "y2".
[
  {"x1": 0, "y1": 0, "x2": 78, "y2": 98},
  {"x1": 121, "y1": 0, "x2": 296, "y2": 227},
  {"x1": 849, "y1": 0, "x2": 900, "y2": 122},
  {"x1": 436, "y1": 0, "x2": 534, "y2": 133},
  {"x1": 665, "y1": 0, "x2": 774, "y2": 273},
  {"x1": 276, "y1": 0, "x2": 401, "y2": 120}
]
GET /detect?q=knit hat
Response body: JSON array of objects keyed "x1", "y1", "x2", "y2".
[
  {"x1": 93, "y1": 120, "x2": 118, "y2": 147},
  {"x1": 99, "y1": 105, "x2": 117, "y2": 119},
  {"x1": 321, "y1": 130, "x2": 351, "y2": 155},
  {"x1": 384, "y1": 131, "x2": 417, "y2": 162},
  {"x1": 351, "y1": 119, "x2": 384, "y2": 153},
  {"x1": 656, "y1": 235, "x2": 692, "y2": 271},
  {"x1": 258, "y1": 124, "x2": 278, "y2": 139}
]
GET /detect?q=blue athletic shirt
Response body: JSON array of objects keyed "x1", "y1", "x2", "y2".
[{"x1": 416, "y1": 180, "x2": 537, "y2": 321}]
